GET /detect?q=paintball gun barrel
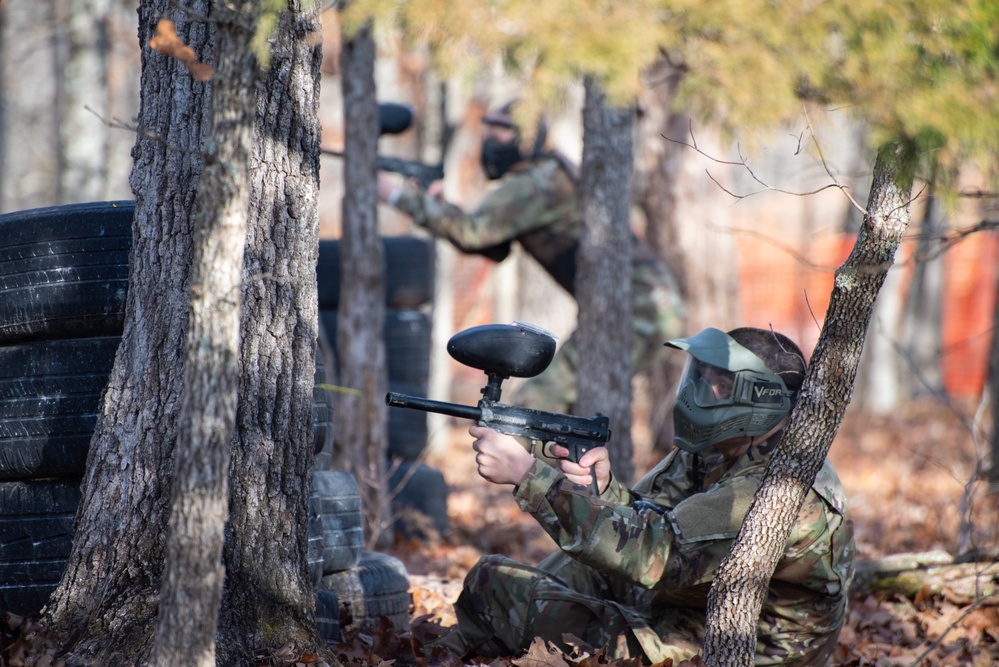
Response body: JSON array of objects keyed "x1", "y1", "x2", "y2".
[
  {"x1": 322, "y1": 101, "x2": 445, "y2": 189},
  {"x1": 385, "y1": 322, "x2": 611, "y2": 493}
]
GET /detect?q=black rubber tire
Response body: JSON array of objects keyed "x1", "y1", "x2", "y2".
[
  {"x1": 0, "y1": 337, "x2": 119, "y2": 480},
  {"x1": 316, "y1": 236, "x2": 434, "y2": 310},
  {"x1": 319, "y1": 308, "x2": 431, "y2": 392},
  {"x1": 318, "y1": 550, "x2": 411, "y2": 633},
  {"x1": 314, "y1": 588, "x2": 342, "y2": 645},
  {"x1": 389, "y1": 462, "x2": 449, "y2": 539},
  {"x1": 0, "y1": 479, "x2": 81, "y2": 617},
  {"x1": 311, "y1": 471, "x2": 364, "y2": 574},
  {"x1": 0, "y1": 201, "x2": 133, "y2": 344}
]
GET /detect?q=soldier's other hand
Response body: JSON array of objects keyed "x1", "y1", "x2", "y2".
[
  {"x1": 552, "y1": 445, "x2": 612, "y2": 495},
  {"x1": 470, "y1": 425, "x2": 535, "y2": 486},
  {"x1": 377, "y1": 172, "x2": 401, "y2": 203}
]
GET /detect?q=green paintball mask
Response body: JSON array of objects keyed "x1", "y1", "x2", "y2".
[{"x1": 665, "y1": 328, "x2": 795, "y2": 453}]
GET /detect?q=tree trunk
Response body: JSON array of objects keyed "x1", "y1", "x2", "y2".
[
  {"x1": 150, "y1": 3, "x2": 258, "y2": 666},
  {"x1": 0, "y1": 0, "x2": 7, "y2": 209},
  {"x1": 59, "y1": 0, "x2": 112, "y2": 203},
  {"x1": 44, "y1": 2, "x2": 213, "y2": 662},
  {"x1": 702, "y1": 142, "x2": 916, "y2": 666},
  {"x1": 576, "y1": 78, "x2": 634, "y2": 483},
  {"x1": 45, "y1": 3, "x2": 327, "y2": 665},
  {"x1": 988, "y1": 251, "x2": 999, "y2": 493},
  {"x1": 899, "y1": 191, "x2": 945, "y2": 398},
  {"x1": 335, "y1": 20, "x2": 391, "y2": 547},
  {"x1": 634, "y1": 58, "x2": 736, "y2": 454},
  {"x1": 218, "y1": 3, "x2": 325, "y2": 664}
]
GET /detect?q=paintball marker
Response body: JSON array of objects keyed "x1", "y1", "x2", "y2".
[
  {"x1": 385, "y1": 322, "x2": 611, "y2": 493},
  {"x1": 322, "y1": 102, "x2": 445, "y2": 189}
]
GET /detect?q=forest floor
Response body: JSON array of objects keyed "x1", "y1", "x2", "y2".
[{"x1": 371, "y1": 397, "x2": 999, "y2": 667}]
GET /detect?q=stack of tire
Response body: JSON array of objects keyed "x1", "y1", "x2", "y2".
[
  {"x1": 0, "y1": 203, "x2": 407, "y2": 635},
  {"x1": 0, "y1": 201, "x2": 133, "y2": 618},
  {"x1": 309, "y1": 470, "x2": 411, "y2": 643},
  {"x1": 316, "y1": 238, "x2": 449, "y2": 540}
]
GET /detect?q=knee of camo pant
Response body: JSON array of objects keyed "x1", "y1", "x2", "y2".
[{"x1": 453, "y1": 555, "x2": 542, "y2": 655}]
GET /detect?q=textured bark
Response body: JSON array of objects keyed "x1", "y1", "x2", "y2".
[
  {"x1": 702, "y1": 142, "x2": 915, "y2": 666},
  {"x1": 218, "y1": 3, "x2": 324, "y2": 663},
  {"x1": 44, "y1": 2, "x2": 327, "y2": 665},
  {"x1": 335, "y1": 21, "x2": 391, "y2": 546},
  {"x1": 150, "y1": 3, "x2": 259, "y2": 666},
  {"x1": 576, "y1": 78, "x2": 634, "y2": 483},
  {"x1": 44, "y1": 2, "x2": 213, "y2": 662}
]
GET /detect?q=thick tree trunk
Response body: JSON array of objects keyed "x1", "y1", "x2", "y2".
[
  {"x1": 217, "y1": 3, "x2": 325, "y2": 664},
  {"x1": 44, "y1": 2, "x2": 213, "y2": 662},
  {"x1": 576, "y1": 78, "x2": 634, "y2": 483},
  {"x1": 702, "y1": 142, "x2": 915, "y2": 666},
  {"x1": 335, "y1": 21, "x2": 391, "y2": 547},
  {"x1": 150, "y1": 3, "x2": 259, "y2": 666}
]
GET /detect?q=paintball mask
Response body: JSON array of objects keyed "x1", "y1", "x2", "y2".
[{"x1": 666, "y1": 328, "x2": 795, "y2": 453}]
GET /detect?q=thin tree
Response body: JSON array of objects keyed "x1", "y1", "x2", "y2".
[
  {"x1": 703, "y1": 141, "x2": 916, "y2": 665},
  {"x1": 335, "y1": 16, "x2": 391, "y2": 546},
  {"x1": 58, "y1": 0, "x2": 112, "y2": 203},
  {"x1": 575, "y1": 77, "x2": 635, "y2": 483}
]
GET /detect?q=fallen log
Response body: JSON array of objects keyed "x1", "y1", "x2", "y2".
[{"x1": 852, "y1": 550, "x2": 999, "y2": 603}]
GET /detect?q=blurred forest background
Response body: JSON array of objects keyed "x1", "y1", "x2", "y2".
[
  {"x1": 3, "y1": 1, "x2": 996, "y2": 448},
  {"x1": 2, "y1": 1, "x2": 999, "y2": 662}
]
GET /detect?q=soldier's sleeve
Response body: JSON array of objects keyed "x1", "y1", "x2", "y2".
[
  {"x1": 392, "y1": 163, "x2": 567, "y2": 251},
  {"x1": 514, "y1": 459, "x2": 753, "y2": 590}
]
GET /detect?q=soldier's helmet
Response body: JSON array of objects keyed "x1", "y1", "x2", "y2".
[
  {"x1": 480, "y1": 102, "x2": 523, "y2": 180},
  {"x1": 664, "y1": 327, "x2": 806, "y2": 453}
]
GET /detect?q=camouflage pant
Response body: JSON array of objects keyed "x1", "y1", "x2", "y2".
[
  {"x1": 512, "y1": 260, "x2": 685, "y2": 415},
  {"x1": 432, "y1": 552, "x2": 704, "y2": 664}
]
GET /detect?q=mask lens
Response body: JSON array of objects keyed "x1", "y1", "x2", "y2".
[{"x1": 678, "y1": 357, "x2": 736, "y2": 407}]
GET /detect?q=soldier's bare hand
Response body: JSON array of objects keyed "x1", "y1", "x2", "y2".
[
  {"x1": 469, "y1": 425, "x2": 534, "y2": 486},
  {"x1": 551, "y1": 445, "x2": 612, "y2": 495}
]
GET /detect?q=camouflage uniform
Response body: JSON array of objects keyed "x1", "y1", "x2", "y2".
[
  {"x1": 436, "y1": 433, "x2": 855, "y2": 666},
  {"x1": 393, "y1": 155, "x2": 685, "y2": 413}
]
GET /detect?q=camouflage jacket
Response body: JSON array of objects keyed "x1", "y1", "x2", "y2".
[
  {"x1": 394, "y1": 155, "x2": 655, "y2": 295},
  {"x1": 513, "y1": 437, "x2": 856, "y2": 665}
]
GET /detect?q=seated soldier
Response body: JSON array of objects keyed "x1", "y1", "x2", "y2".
[{"x1": 434, "y1": 326, "x2": 855, "y2": 666}]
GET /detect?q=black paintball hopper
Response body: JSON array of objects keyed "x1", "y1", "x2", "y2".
[{"x1": 446, "y1": 321, "x2": 556, "y2": 379}]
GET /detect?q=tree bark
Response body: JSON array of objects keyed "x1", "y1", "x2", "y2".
[
  {"x1": 335, "y1": 20, "x2": 391, "y2": 547},
  {"x1": 150, "y1": 3, "x2": 259, "y2": 666},
  {"x1": 218, "y1": 3, "x2": 325, "y2": 663},
  {"x1": 702, "y1": 142, "x2": 916, "y2": 666},
  {"x1": 44, "y1": 1, "x2": 213, "y2": 662},
  {"x1": 44, "y1": 3, "x2": 327, "y2": 665},
  {"x1": 576, "y1": 77, "x2": 634, "y2": 483}
]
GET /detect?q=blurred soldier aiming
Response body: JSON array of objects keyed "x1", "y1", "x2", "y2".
[
  {"x1": 377, "y1": 101, "x2": 685, "y2": 419},
  {"x1": 431, "y1": 326, "x2": 856, "y2": 666}
]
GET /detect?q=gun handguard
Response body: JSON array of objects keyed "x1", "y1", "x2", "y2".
[{"x1": 386, "y1": 392, "x2": 609, "y2": 493}]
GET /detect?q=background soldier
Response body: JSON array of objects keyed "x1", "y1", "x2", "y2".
[{"x1": 377, "y1": 102, "x2": 685, "y2": 420}]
